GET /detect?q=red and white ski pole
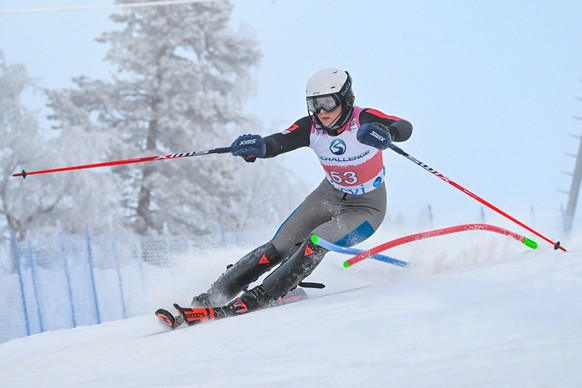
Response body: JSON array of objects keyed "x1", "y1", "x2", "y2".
[
  {"x1": 12, "y1": 146, "x2": 232, "y2": 179},
  {"x1": 387, "y1": 142, "x2": 566, "y2": 252}
]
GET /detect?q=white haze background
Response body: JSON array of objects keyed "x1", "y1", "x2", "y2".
[{"x1": 1, "y1": 1, "x2": 582, "y2": 386}]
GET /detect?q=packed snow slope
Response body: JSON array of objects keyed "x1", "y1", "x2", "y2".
[{"x1": 1, "y1": 229, "x2": 582, "y2": 387}]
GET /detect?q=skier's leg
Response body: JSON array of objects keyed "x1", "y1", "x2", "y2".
[
  {"x1": 269, "y1": 179, "x2": 338, "y2": 258},
  {"x1": 311, "y1": 182, "x2": 387, "y2": 247},
  {"x1": 246, "y1": 238, "x2": 328, "y2": 309},
  {"x1": 193, "y1": 180, "x2": 338, "y2": 306},
  {"x1": 191, "y1": 241, "x2": 283, "y2": 306},
  {"x1": 234, "y1": 184, "x2": 387, "y2": 310}
]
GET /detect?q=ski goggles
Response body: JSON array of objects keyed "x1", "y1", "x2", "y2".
[{"x1": 307, "y1": 95, "x2": 340, "y2": 114}]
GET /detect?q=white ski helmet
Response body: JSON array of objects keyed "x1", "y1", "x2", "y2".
[{"x1": 305, "y1": 68, "x2": 355, "y2": 132}]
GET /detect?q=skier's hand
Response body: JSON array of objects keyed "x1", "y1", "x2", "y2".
[
  {"x1": 357, "y1": 122, "x2": 393, "y2": 150},
  {"x1": 231, "y1": 134, "x2": 266, "y2": 163}
]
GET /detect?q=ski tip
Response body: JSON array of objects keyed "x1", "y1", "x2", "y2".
[
  {"x1": 343, "y1": 261, "x2": 350, "y2": 268},
  {"x1": 155, "y1": 308, "x2": 176, "y2": 329}
]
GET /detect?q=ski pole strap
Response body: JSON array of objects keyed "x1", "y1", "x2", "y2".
[{"x1": 310, "y1": 234, "x2": 409, "y2": 268}]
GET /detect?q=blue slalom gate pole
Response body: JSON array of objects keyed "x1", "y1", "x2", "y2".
[{"x1": 310, "y1": 234, "x2": 409, "y2": 268}]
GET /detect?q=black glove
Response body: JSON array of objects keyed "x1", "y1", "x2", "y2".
[
  {"x1": 231, "y1": 134, "x2": 266, "y2": 163},
  {"x1": 356, "y1": 122, "x2": 393, "y2": 150}
]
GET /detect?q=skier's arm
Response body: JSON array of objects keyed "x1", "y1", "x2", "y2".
[
  {"x1": 359, "y1": 108, "x2": 413, "y2": 142},
  {"x1": 263, "y1": 116, "x2": 312, "y2": 157}
]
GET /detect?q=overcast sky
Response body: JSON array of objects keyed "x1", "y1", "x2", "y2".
[{"x1": 1, "y1": 0, "x2": 582, "y2": 239}]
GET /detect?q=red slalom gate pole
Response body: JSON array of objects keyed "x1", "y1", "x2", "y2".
[
  {"x1": 387, "y1": 143, "x2": 566, "y2": 252},
  {"x1": 12, "y1": 146, "x2": 232, "y2": 179},
  {"x1": 344, "y1": 223, "x2": 538, "y2": 267}
]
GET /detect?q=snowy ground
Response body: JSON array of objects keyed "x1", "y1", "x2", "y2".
[{"x1": 1, "y1": 228, "x2": 581, "y2": 387}]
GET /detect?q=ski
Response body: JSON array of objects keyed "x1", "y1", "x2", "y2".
[
  {"x1": 155, "y1": 308, "x2": 184, "y2": 329},
  {"x1": 155, "y1": 287, "x2": 310, "y2": 330},
  {"x1": 173, "y1": 303, "x2": 227, "y2": 326}
]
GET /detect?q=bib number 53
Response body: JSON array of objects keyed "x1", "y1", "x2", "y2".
[{"x1": 329, "y1": 171, "x2": 358, "y2": 185}]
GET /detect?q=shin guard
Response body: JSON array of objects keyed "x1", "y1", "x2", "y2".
[
  {"x1": 258, "y1": 239, "x2": 328, "y2": 305},
  {"x1": 195, "y1": 242, "x2": 282, "y2": 306}
]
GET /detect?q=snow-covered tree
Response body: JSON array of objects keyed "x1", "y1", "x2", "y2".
[
  {"x1": 47, "y1": 1, "x2": 298, "y2": 236},
  {"x1": 0, "y1": 52, "x2": 123, "y2": 242},
  {"x1": 0, "y1": 52, "x2": 64, "y2": 241}
]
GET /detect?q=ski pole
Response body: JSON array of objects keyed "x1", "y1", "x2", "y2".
[
  {"x1": 12, "y1": 146, "x2": 232, "y2": 179},
  {"x1": 387, "y1": 142, "x2": 566, "y2": 252}
]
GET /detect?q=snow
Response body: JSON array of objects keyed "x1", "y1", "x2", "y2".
[{"x1": 1, "y1": 231, "x2": 582, "y2": 387}]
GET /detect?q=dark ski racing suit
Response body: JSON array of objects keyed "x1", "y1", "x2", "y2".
[{"x1": 194, "y1": 106, "x2": 413, "y2": 311}]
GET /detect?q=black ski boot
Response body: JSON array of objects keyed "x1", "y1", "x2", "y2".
[
  {"x1": 190, "y1": 292, "x2": 212, "y2": 308},
  {"x1": 191, "y1": 242, "x2": 282, "y2": 307},
  {"x1": 173, "y1": 290, "x2": 263, "y2": 326},
  {"x1": 231, "y1": 285, "x2": 271, "y2": 313}
]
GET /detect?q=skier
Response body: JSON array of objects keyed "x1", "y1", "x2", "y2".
[{"x1": 169, "y1": 68, "x2": 413, "y2": 326}]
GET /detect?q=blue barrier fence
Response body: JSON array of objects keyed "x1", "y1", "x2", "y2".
[{"x1": 0, "y1": 227, "x2": 262, "y2": 344}]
